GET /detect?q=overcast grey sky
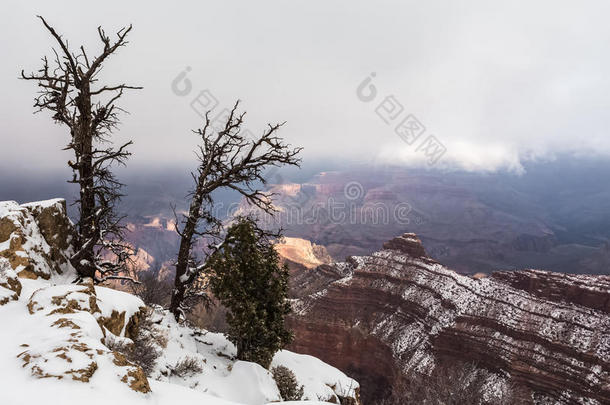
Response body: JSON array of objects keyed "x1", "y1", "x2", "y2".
[{"x1": 2, "y1": 0, "x2": 610, "y2": 174}]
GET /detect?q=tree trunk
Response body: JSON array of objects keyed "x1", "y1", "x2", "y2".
[
  {"x1": 170, "y1": 188, "x2": 205, "y2": 319},
  {"x1": 72, "y1": 85, "x2": 97, "y2": 279}
]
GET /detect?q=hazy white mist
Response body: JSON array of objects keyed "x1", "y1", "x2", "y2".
[{"x1": 2, "y1": 0, "x2": 610, "y2": 173}]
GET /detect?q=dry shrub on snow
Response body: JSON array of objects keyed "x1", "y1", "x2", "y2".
[
  {"x1": 272, "y1": 365, "x2": 304, "y2": 401},
  {"x1": 170, "y1": 356, "x2": 203, "y2": 378},
  {"x1": 105, "y1": 309, "x2": 162, "y2": 376}
]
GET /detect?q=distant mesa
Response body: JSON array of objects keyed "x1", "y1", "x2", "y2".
[{"x1": 382, "y1": 232, "x2": 427, "y2": 257}]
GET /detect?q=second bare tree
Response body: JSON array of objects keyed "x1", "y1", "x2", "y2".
[{"x1": 170, "y1": 101, "x2": 302, "y2": 320}]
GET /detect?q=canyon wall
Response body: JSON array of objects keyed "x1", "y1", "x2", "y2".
[{"x1": 288, "y1": 233, "x2": 610, "y2": 404}]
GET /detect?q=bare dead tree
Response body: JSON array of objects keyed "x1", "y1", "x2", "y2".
[
  {"x1": 21, "y1": 16, "x2": 141, "y2": 282},
  {"x1": 169, "y1": 101, "x2": 302, "y2": 320}
]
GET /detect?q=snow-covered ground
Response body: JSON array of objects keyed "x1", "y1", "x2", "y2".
[
  {"x1": 149, "y1": 307, "x2": 358, "y2": 404},
  {"x1": 0, "y1": 278, "x2": 358, "y2": 405}
]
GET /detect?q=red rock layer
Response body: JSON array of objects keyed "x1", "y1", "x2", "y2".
[
  {"x1": 491, "y1": 269, "x2": 610, "y2": 314},
  {"x1": 288, "y1": 233, "x2": 610, "y2": 404}
]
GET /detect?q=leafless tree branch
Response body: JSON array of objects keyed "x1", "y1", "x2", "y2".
[
  {"x1": 21, "y1": 16, "x2": 141, "y2": 282},
  {"x1": 169, "y1": 100, "x2": 302, "y2": 320}
]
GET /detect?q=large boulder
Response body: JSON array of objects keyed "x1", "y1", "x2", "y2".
[
  {"x1": 0, "y1": 199, "x2": 75, "y2": 280},
  {"x1": 22, "y1": 199, "x2": 76, "y2": 274}
]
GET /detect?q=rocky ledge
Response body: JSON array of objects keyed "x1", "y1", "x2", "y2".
[
  {"x1": 288, "y1": 233, "x2": 610, "y2": 404},
  {"x1": 0, "y1": 199, "x2": 75, "y2": 280}
]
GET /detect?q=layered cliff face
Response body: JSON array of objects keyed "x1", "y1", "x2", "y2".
[{"x1": 288, "y1": 233, "x2": 610, "y2": 404}]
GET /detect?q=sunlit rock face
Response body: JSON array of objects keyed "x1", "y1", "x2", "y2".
[
  {"x1": 275, "y1": 237, "x2": 333, "y2": 270},
  {"x1": 288, "y1": 233, "x2": 610, "y2": 404}
]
